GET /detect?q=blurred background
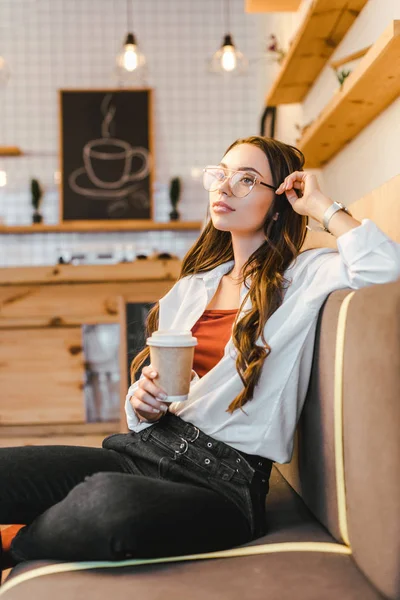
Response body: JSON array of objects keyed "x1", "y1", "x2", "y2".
[
  {"x1": 0, "y1": 0, "x2": 398, "y2": 435},
  {"x1": 0, "y1": 0, "x2": 398, "y2": 267}
]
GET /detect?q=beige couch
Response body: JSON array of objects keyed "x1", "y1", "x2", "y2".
[{"x1": 1, "y1": 178, "x2": 399, "y2": 599}]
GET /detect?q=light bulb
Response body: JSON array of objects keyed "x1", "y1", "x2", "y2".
[
  {"x1": 122, "y1": 44, "x2": 139, "y2": 72},
  {"x1": 221, "y1": 45, "x2": 236, "y2": 72},
  {"x1": 0, "y1": 171, "x2": 7, "y2": 187},
  {"x1": 116, "y1": 33, "x2": 146, "y2": 76},
  {"x1": 209, "y1": 34, "x2": 248, "y2": 75}
]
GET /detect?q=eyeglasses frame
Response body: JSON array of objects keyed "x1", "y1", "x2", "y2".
[{"x1": 203, "y1": 165, "x2": 277, "y2": 198}]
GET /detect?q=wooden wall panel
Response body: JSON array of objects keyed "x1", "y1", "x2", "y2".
[
  {"x1": 301, "y1": 174, "x2": 400, "y2": 251},
  {"x1": 0, "y1": 328, "x2": 85, "y2": 425},
  {"x1": 0, "y1": 259, "x2": 182, "y2": 285},
  {"x1": 0, "y1": 281, "x2": 171, "y2": 328},
  {"x1": 0, "y1": 262, "x2": 178, "y2": 443}
]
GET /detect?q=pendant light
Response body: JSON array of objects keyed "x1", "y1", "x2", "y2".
[
  {"x1": 209, "y1": 0, "x2": 248, "y2": 74},
  {"x1": 116, "y1": 0, "x2": 146, "y2": 78}
]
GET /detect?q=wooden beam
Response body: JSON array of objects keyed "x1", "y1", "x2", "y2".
[
  {"x1": 265, "y1": 0, "x2": 368, "y2": 105},
  {"x1": 298, "y1": 20, "x2": 400, "y2": 168}
]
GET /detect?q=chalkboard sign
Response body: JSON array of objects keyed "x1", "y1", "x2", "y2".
[
  {"x1": 125, "y1": 302, "x2": 154, "y2": 386},
  {"x1": 59, "y1": 89, "x2": 153, "y2": 222}
]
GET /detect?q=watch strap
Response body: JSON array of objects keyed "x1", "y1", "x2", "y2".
[{"x1": 322, "y1": 202, "x2": 350, "y2": 233}]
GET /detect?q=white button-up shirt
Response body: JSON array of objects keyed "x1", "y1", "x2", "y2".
[{"x1": 125, "y1": 219, "x2": 400, "y2": 463}]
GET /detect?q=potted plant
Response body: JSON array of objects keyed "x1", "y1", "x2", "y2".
[
  {"x1": 31, "y1": 178, "x2": 43, "y2": 224},
  {"x1": 265, "y1": 34, "x2": 286, "y2": 64},
  {"x1": 335, "y1": 68, "x2": 351, "y2": 88},
  {"x1": 169, "y1": 176, "x2": 181, "y2": 221}
]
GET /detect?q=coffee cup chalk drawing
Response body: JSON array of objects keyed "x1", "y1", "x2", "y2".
[{"x1": 60, "y1": 89, "x2": 153, "y2": 222}]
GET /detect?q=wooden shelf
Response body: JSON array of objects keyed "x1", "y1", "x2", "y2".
[
  {"x1": 0, "y1": 220, "x2": 203, "y2": 234},
  {"x1": 0, "y1": 146, "x2": 22, "y2": 156},
  {"x1": 245, "y1": 0, "x2": 301, "y2": 11},
  {"x1": 298, "y1": 20, "x2": 400, "y2": 168},
  {"x1": 329, "y1": 45, "x2": 371, "y2": 70},
  {"x1": 265, "y1": 0, "x2": 368, "y2": 106}
]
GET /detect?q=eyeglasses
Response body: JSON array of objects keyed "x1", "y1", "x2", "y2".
[{"x1": 203, "y1": 165, "x2": 277, "y2": 198}]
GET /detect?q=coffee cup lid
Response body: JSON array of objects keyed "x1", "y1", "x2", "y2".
[{"x1": 146, "y1": 330, "x2": 198, "y2": 347}]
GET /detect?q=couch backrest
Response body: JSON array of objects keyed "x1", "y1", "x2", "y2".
[{"x1": 275, "y1": 279, "x2": 400, "y2": 600}]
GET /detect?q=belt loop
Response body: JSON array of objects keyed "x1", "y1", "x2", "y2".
[{"x1": 141, "y1": 428, "x2": 152, "y2": 441}]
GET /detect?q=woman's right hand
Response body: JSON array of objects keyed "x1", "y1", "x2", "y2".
[{"x1": 128, "y1": 365, "x2": 169, "y2": 423}]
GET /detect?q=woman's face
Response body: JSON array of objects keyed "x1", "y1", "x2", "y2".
[{"x1": 208, "y1": 143, "x2": 276, "y2": 235}]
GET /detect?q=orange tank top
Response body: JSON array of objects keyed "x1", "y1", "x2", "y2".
[{"x1": 191, "y1": 309, "x2": 238, "y2": 378}]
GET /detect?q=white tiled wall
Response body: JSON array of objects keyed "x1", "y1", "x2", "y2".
[{"x1": 0, "y1": 0, "x2": 267, "y2": 266}]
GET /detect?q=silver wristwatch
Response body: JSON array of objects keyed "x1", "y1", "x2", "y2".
[{"x1": 322, "y1": 201, "x2": 351, "y2": 233}]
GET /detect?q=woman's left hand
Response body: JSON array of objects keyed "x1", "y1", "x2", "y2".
[{"x1": 276, "y1": 171, "x2": 323, "y2": 217}]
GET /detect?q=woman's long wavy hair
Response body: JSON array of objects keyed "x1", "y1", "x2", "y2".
[{"x1": 131, "y1": 136, "x2": 314, "y2": 413}]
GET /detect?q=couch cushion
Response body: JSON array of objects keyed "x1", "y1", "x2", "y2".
[
  {"x1": 0, "y1": 552, "x2": 385, "y2": 600},
  {"x1": 262, "y1": 465, "x2": 333, "y2": 544},
  {"x1": 1, "y1": 467, "x2": 382, "y2": 600}
]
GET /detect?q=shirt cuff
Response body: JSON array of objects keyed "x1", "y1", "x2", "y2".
[
  {"x1": 124, "y1": 378, "x2": 154, "y2": 433},
  {"x1": 336, "y1": 218, "x2": 394, "y2": 264}
]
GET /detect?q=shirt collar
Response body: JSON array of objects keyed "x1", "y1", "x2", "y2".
[{"x1": 192, "y1": 260, "x2": 235, "y2": 282}]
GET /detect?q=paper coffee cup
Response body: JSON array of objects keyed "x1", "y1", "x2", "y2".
[{"x1": 146, "y1": 330, "x2": 198, "y2": 402}]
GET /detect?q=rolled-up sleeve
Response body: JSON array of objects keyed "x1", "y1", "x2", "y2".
[{"x1": 305, "y1": 218, "x2": 400, "y2": 310}]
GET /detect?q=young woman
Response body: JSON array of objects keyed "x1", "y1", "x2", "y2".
[{"x1": 1, "y1": 136, "x2": 399, "y2": 573}]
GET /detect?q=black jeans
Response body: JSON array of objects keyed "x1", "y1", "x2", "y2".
[{"x1": 0, "y1": 413, "x2": 273, "y2": 563}]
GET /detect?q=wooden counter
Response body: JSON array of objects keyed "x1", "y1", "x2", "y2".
[{"x1": 0, "y1": 259, "x2": 181, "y2": 447}]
